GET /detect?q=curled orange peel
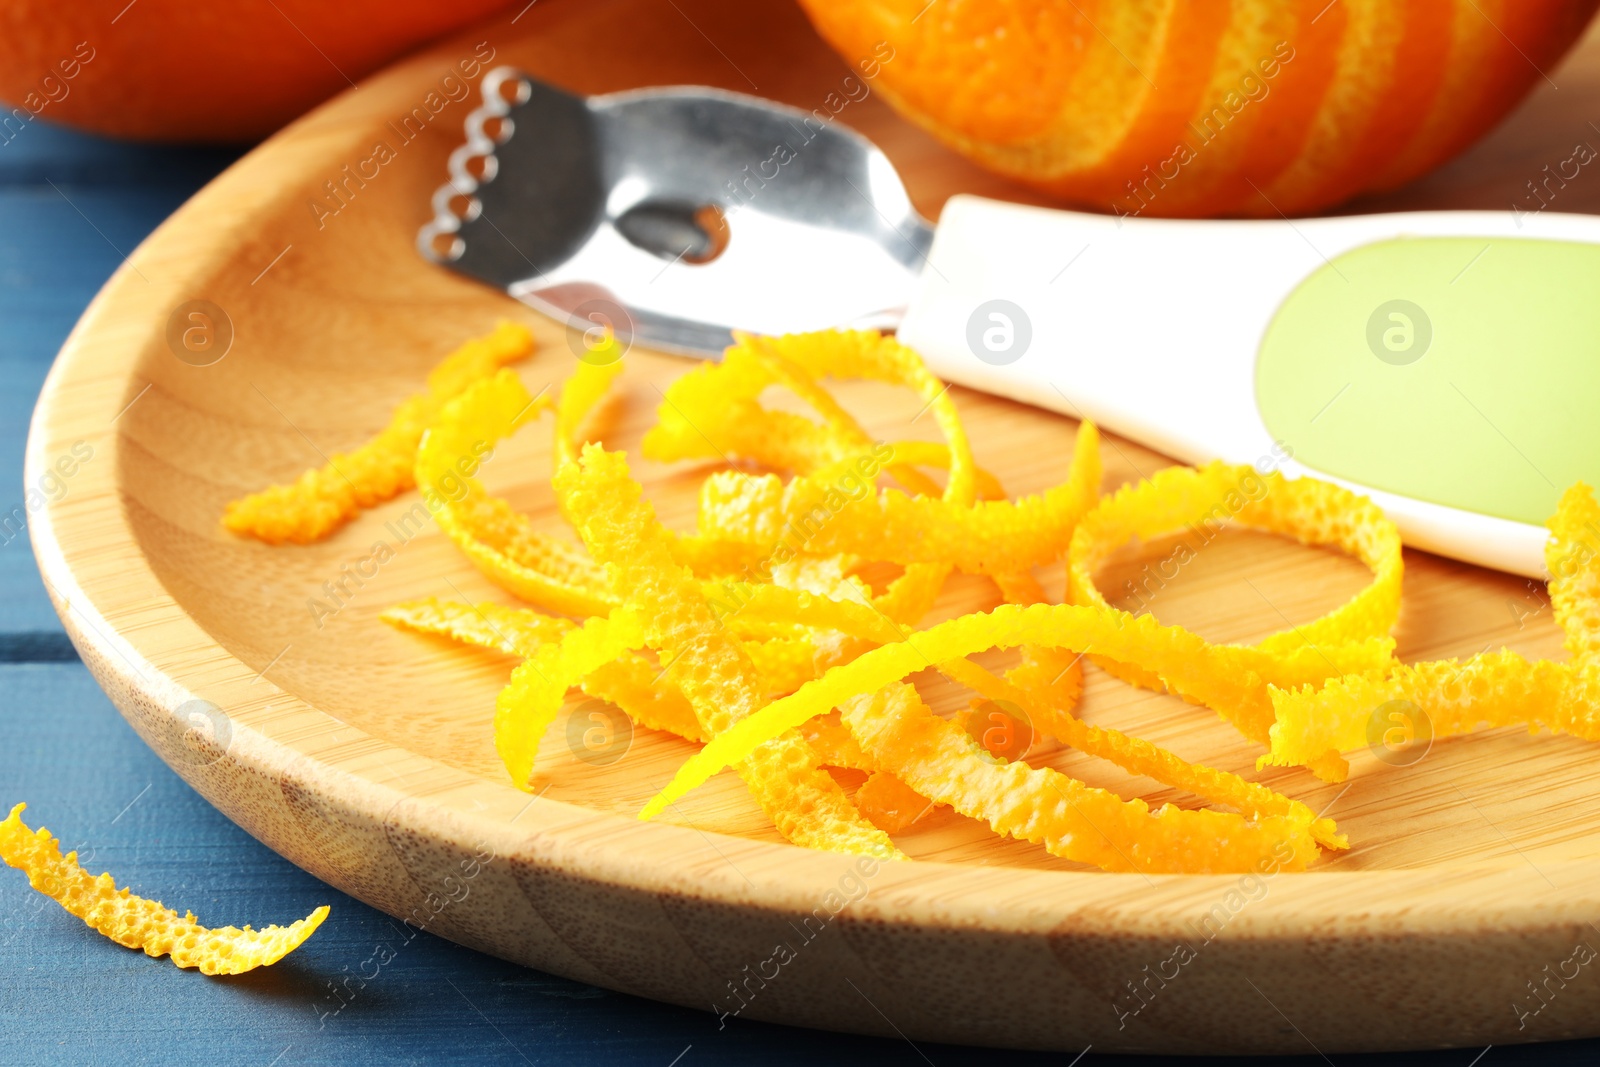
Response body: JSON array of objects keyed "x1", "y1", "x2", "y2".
[
  {"x1": 555, "y1": 340, "x2": 625, "y2": 469},
  {"x1": 382, "y1": 595, "x2": 689, "y2": 745},
  {"x1": 641, "y1": 334, "x2": 848, "y2": 474},
  {"x1": 1266, "y1": 484, "x2": 1600, "y2": 779},
  {"x1": 385, "y1": 594, "x2": 930, "y2": 821},
  {"x1": 1066, "y1": 460, "x2": 1401, "y2": 761},
  {"x1": 383, "y1": 596, "x2": 910, "y2": 771},
  {"x1": 388, "y1": 596, "x2": 713, "y2": 743},
  {"x1": 419, "y1": 361, "x2": 762, "y2": 614},
  {"x1": 991, "y1": 565, "x2": 1085, "y2": 722},
  {"x1": 1, "y1": 804, "x2": 328, "y2": 975},
  {"x1": 1068, "y1": 460, "x2": 1402, "y2": 665},
  {"x1": 758, "y1": 329, "x2": 986, "y2": 626},
  {"x1": 224, "y1": 320, "x2": 534, "y2": 544},
  {"x1": 687, "y1": 576, "x2": 1385, "y2": 767},
  {"x1": 554, "y1": 331, "x2": 784, "y2": 580},
  {"x1": 417, "y1": 368, "x2": 615, "y2": 616}
]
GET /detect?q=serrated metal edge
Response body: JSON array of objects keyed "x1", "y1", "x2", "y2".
[{"x1": 416, "y1": 66, "x2": 529, "y2": 265}]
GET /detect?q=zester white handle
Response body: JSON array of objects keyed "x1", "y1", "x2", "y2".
[{"x1": 897, "y1": 195, "x2": 1600, "y2": 577}]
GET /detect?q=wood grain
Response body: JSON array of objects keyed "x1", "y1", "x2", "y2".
[{"x1": 26, "y1": 0, "x2": 1600, "y2": 1053}]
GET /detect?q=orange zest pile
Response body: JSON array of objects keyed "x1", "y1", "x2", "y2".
[
  {"x1": 221, "y1": 322, "x2": 1600, "y2": 877},
  {"x1": 1, "y1": 804, "x2": 327, "y2": 975}
]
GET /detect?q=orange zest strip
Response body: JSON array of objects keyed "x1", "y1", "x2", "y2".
[
  {"x1": 1266, "y1": 653, "x2": 1593, "y2": 781},
  {"x1": 382, "y1": 594, "x2": 907, "y2": 763},
  {"x1": 580, "y1": 655, "x2": 709, "y2": 744},
  {"x1": 380, "y1": 596, "x2": 702, "y2": 739},
  {"x1": 801, "y1": 711, "x2": 874, "y2": 771},
  {"x1": 1, "y1": 804, "x2": 328, "y2": 975},
  {"x1": 840, "y1": 686, "x2": 1321, "y2": 874},
  {"x1": 882, "y1": 440, "x2": 1008, "y2": 501},
  {"x1": 381, "y1": 597, "x2": 836, "y2": 740},
  {"x1": 1547, "y1": 481, "x2": 1600, "y2": 663},
  {"x1": 643, "y1": 329, "x2": 989, "y2": 492},
  {"x1": 853, "y1": 770, "x2": 938, "y2": 834},
  {"x1": 992, "y1": 565, "x2": 1084, "y2": 719},
  {"x1": 934, "y1": 656, "x2": 1345, "y2": 850},
  {"x1": 381, "y1": 597, "x2": 574, "y2": 655},
  {"x1": 417, "y1": 369, "x2": 615, "y2": 616},
  {"x1": 382, "y1": 586, "x2": 889, "y2": 694},
  {"x1": 1267, "y1": 485, "x2": 1600, "y2": 779},
  {"x1": 551, "y1": 443, "x2": 902, "y2": 859},
  {"x1": 224, "y1": 320, "x2": 534, "y2": 544},
  {"x1": 555, "y1": 340, "x2": 626, "y2": 468},
  {"x1": 644, "y1": 329, "x2": 987, "y2": 623},
  {"x1": 697, "y1": 420, "x2": 1102, "y2": 576},
  {"x1": 1068, "y1": 459, "x2": 1403, "y2": 656},
  {"x1": 640, "y1": 601, "x2": 1370, "y2": 821},
  {"x1": 495, "y1": 609, "x2": 648, "y2": 787},
  {"x1": 748, "y1": 330, "x2": 975, "y2": 627},
  {"x1": 641, "y1": 336, "x2": 849, "y2": 473}
]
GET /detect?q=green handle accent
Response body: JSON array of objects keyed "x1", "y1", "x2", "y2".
[{"x1": 1255, "y1": 236, "x2": 1600, "y2": 526}]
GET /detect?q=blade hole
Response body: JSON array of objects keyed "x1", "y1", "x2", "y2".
[
  {"x1": 462, "y1": 154, "x2": 498, "y2": 182},
  {"x1": 613, "y1": 200, "x2": 730, "y2": 265},
  {"x1": 428, "y1": 232, "x2": 465, "y2": 261},
  {"x1": 496, "y1": 76, "x2": 532, "y2": 106},
  {"x1": 480, "y1": 115, "x2": 515, "y2": 143}
]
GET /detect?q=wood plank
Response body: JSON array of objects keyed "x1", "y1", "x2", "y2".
[
  {"x1": 0, "y1": 120, "x2": 237, "y2": 639},
  {"x1": 0, "y1": 119, "x2": 239, "y2": 188}
]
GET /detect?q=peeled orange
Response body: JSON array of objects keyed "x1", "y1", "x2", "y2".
[
  {"x1": 797, "y1": 0, "x2": 1600, "y2": 216},
  {"x1": 0, "y1": 0, "x2": 515, "y2": 142}
]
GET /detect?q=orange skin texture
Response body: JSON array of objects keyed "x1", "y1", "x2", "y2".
[
  {"x1": 0, "y1": 0, "x2": 515, "y2": 142},
  {"x1": 799, "y1": 0, "x2": 1600, "y2": 216}
]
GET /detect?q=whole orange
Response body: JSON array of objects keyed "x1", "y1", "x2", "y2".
[
  {"x1": 0, "y1": 0, "x2": 516, "y2": 143},
  {"x1": 797, "y1": 0, "x2": 1600, "y2": 217}
]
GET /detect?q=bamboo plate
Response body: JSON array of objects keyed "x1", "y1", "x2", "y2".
[{"x1": 29, "y1": 0, "x2": 1600, "y2": 1054}]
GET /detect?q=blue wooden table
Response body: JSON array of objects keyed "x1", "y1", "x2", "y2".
[{"x1": 2, "y1": 120, "x2": 1598, "y2": 1067}]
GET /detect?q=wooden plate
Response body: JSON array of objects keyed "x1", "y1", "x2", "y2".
[{"x1": 29, "y1": 0, "x2": 1600, "y2": 1053}]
